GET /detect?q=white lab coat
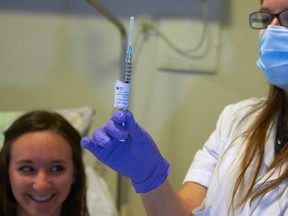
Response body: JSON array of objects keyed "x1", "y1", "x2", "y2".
[{"x1": 184, "y1": 98, "x2": 288, "y2": 216}]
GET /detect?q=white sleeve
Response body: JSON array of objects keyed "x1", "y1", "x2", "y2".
[
  {"x1": 183, "y1": 98, "x2": 263, "y2": 187},
  {"x1": 183, "y1": 113, "x2": 227, "y2": 187}
]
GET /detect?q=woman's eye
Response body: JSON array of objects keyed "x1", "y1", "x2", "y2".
[
  {"x1": 18, "y1": 166, "x2": 34, "y2": 172},
  {"x1": 51, "y1": 165, "x2": 65, "y2": 172}
]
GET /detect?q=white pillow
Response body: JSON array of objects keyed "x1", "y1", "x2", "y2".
[
  {"x1": 85, "y1": 166, "x2": 118, "y2": 216},
  {"x1": 0, "y1": 106, "x2": 95, "y2": 150},
  {"x1": 57, "y1": 106, "x2": 95, "y2": 136}
]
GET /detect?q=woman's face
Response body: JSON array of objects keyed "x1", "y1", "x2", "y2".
[
  {"x1": 8, "y1": 131, "x2": 74, "y2": 216},
  {"x1": 262, "y1": 0, "x2": 288, "y2": 15},
  {"x1": 261, "y1": 0, "x2": 288, "y2": 95}
]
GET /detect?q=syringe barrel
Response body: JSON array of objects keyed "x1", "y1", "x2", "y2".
[{"x1": 124, "y1": 56, "x2": 132, "y2": 83}]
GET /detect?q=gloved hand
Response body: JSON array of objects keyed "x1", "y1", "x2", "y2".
[{"x1": 80, "y1": 110, "x2": 170, "y2": 193}]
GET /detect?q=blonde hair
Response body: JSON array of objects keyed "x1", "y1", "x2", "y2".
[{"x1": 231, "y1": 85, "x2": 288, "y2": 209}]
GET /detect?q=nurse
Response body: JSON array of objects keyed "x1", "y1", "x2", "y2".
[{"x1": 81, "y1": 0, "x2": 288, "y2": 215}]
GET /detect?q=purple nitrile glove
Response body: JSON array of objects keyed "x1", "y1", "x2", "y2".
[{"x1": 80, "y1": 110, "x2": 170, "y2": 193}]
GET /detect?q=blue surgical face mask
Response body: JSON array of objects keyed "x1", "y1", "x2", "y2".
[{"x1": 257, "y1": 25, "x2": 288, "y2": 90}]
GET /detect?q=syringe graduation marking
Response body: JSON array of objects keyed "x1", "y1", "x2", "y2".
[
  {"x1": 124, "y1": 17, "x2": 134, "y2": 83},
  {"x1": 124, "y1": 57, "x2": 132, "y2": 83}
]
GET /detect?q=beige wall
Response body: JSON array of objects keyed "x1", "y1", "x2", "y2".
[{"x1": 0, "y1": 1, "x2": 267, "y2": 215}]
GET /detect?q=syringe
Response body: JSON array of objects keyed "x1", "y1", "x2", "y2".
[
  {"x1": 114, "y1": 16, "x2": 135, "y2": 111},
  {"x1": 124, "y1": 17, "x2": 134, "y2": 83}
]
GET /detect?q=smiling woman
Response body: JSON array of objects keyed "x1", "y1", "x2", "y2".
[
  {"x1": 0, "y1": 111, "x2": 89, "y2": 216},
  {"x1": 9, "y1": 131, "x2": 75, "y2": 216}
]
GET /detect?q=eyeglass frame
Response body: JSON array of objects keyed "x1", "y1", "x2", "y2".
[{"x1": 249, "y1": 9, "x2": 288, "y2": 29}]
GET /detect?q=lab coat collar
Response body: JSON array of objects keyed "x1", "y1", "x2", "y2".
[
  {"x1": 263, "y1": 123, "x2": 276, "y2": 168},
  {"x1": 255, "y1": 122, "x2": 287, "y2": 187}
]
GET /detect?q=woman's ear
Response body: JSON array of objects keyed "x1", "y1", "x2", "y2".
[{"x1": 72, "y1": 174, "x2": 76, "y2": 185}]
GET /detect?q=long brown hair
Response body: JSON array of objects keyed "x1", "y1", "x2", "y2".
[
  {"x1": 231, "y1": 85, "x2": 288, "y2": 209},
  {"x1": 0, "y1": 110, "x2": 89, "y2": 216}
]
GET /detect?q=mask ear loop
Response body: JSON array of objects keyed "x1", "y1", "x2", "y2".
[
  {"x1": 259, "y1": 29, "x2": 266, "y2": 38},
  {"x1": 259, "y1": 29, "x2": 266, "y2": 40},
  {"x1": 256, "y1": 29, "x2": 266, "y2": 71},
  {"x1": 258, "y1": 28, "x2": 267, "y2": 48}
]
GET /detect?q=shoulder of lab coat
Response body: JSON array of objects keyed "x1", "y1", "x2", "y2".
[{"x1": 184, "y1": 97, "x2": 266, "y2": 186}]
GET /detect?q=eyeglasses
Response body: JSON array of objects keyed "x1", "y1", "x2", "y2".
[{"x1": 249, "y1": 10, "x2": 288, "y2": 29}]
